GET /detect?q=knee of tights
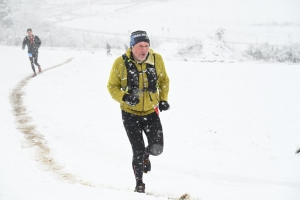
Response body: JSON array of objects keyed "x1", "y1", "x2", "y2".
[{"x1": 149, "y1": 144, "x2": 163, "y2": 156}]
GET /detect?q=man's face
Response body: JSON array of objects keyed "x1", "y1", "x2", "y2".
[
  {"x1": 27, "y1": 31, "x2": 32, "y2": 36},
  {"x1": 132, "y1": 42, "x2": 150, "y2": 62}
]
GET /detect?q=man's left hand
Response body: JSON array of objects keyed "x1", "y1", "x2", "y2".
[{"x1": 159, "y1": 101, "x2": 170, "y2": 112}]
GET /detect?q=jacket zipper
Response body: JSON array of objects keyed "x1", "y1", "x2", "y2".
[{"x1": 140, "y1": 63, "x2": 145, "y2": 114}]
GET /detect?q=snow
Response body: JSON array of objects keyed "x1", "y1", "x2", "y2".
[
  {"x1": 1, "y1": 45, "x2": 300, "y2": 199},
  {"x1": 1, "y1": 0, "x2": 300, "y2": 199},
  {"x1": 56, "y1": 0, "x2": 300, "y2": 46}
]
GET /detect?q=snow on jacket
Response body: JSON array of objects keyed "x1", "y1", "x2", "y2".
[
  {"x1": 107, "y1": 49, "x2": 170, "y2": 116},
  {"x1": 22, "y1": 35, "x2": 41, "y2": 54}
]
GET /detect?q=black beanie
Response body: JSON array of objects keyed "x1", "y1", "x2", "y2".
[
  {"x1": 27, "y1": 28, "x2": 32, "y2": 32},
  {"x1": 130, "y1": 30, "x2": 150, "y2": 47}
]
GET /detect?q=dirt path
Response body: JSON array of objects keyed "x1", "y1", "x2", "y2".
[{"x1": 9, "y1": 58, "x2": 93, "y2": 187}]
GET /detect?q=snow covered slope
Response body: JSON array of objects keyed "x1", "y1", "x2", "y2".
[
  {"x1": 1, "y1": 0, "x2": 300, "y2": 199},
  {"x1": 1, "y1": 46, "x2": 300, "y2": 200},
  {"x1": 56, "y1": 0, "x2": 300, "y2": 45}
]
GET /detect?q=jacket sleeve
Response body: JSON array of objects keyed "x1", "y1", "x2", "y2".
[
  {"x1": 22, "y1": 37, "x2": 26, "y2": 50},
  {"x1": 107, "y1": 57, "x2": 126, "y2": 103},
  {"x1": 35, "y1": 36, "x2": 41, "y2": 48},
  {"x1": 156, "y1": 54, "x2": 170, "y2": 101}
]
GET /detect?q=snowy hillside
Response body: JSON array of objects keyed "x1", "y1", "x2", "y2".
[
  {"x1": 2, "y1": 0, "x2": 300, "y2": 62},
  {"x1": 1, "y1": 0, "x2": 300, "y2": 199},
  {"x1": 1, "y1": 44, "x2": 300, "y2": 200}
]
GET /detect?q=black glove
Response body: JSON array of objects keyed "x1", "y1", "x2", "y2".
[
  {"x1": 122, "y1": 94, "x2": 140, "y2": 106},
  {"x1": 159, "y1": 101, "x2": 170, "y2": 112}
]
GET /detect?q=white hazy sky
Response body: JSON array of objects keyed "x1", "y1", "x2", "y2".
[{"x1": 165, "y1": 0, "x2": 300, "y2": 25}]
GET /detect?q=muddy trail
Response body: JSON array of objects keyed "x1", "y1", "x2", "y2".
[{"x1": 9, "y1": 58, "x2": 92, "y2": 187}]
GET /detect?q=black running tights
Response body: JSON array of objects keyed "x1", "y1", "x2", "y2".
[
  {"x1": 122, "y1": 110, "x2": 164, "y2": 184},
  {"x1": 29, "y1": 53, "x2": 40, "y2": 73}
]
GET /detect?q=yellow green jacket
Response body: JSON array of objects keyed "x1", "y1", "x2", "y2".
[{"x1": 107, "y1": 49, "x2": 170, "y2": 116}]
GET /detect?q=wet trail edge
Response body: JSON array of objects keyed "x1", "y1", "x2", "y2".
[{"x1": 9, "y1": 58, "x2": 92, "y2": 186}]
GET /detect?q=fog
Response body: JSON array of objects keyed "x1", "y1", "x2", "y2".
[
  {"x1": 1, "y1": 1, "x2": 300, "y2": 200},
  {"x1": 2, "y1": 0, "x2": 300, "y2": 42}
]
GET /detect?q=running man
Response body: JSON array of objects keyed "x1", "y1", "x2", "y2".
[{"x1": 22, "y1": 28, "x2": 42, "y2": 77}]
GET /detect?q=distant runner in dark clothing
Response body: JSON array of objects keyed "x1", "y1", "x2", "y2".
[
  {"x1": 22, "y1": 28, "x2": 42, "y2": 77},
  {"x1": 124, "y1": 43, "x2": 129, "y2": 52},
  {"x1": 106, "y1": 43, "x2": 112, "y2": 56}
]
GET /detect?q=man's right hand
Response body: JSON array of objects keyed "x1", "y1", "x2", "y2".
[{"x1": 122, "y1": 94, "x2": 140, "y2": 106}]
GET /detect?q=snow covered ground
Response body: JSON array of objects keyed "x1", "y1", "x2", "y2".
[
  {"x1": 1, "y1": 0, "x2": 300, "y2": 199},
  {"x1": 1, "y1": 45, "x2": 300, "y2": 200},
  {"x1": 56, "y1": 0, "x2": 300, "y2": 46}
]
